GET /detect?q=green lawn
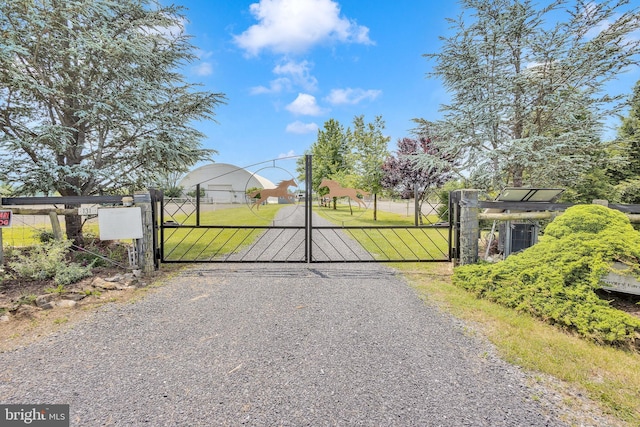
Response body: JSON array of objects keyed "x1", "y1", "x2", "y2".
[
  {"x1": 161, "y1": 204, "x2": 288, "y2": 261},
  {"x1": 164, "y1": 203, "x2": 284, "y2": 226},
  {"x1": 314, "y1": 204, "x2": 450, "y2": 261}
]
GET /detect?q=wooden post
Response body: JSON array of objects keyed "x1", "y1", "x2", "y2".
[
  {"x1": 48, "y1": 211, "x2": 64, "y2": 240},
  {"x1": 478, "y1": 211, "x2": 558, "y2": 221},
  {"x1": 459, "y1": 189, "x2": 479, "y2": 265},
  {"x1": 134, "y1": 192, "x2": 156, "y2": 274}
]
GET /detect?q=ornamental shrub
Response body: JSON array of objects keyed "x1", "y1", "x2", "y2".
[
  {"x1": 9, "y1": 239, "x2": 93, "y2": 285},
  {"x1": 454, "y1": 204, "x2": 640, "y2": 347}
]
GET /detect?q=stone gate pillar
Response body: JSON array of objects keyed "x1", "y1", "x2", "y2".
[
  {"x1": 459, "y1": 189, "x2": 480, "y2": 265},
  {"x1": 134, "y1": 192, "x2": 156, "y2": 274}
]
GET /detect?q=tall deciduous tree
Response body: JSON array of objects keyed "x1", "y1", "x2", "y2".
[
  {"x1": 348, "y1": 115, "x2": 389, "y2": 220},
  {"x1": 0, "y1": 0, "x2": 225, "y2": 244},
  {"x1": 299, "y1": 116, "x2": 389, "y2": 214},
  {"x1": 414, "y1": 0, "x2": 640, "y2": 190}
]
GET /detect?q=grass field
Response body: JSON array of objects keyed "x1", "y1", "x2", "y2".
[
  {"x1": 314, "y1": 204, "x2": 450, "y2": 261},
  {"x1": 161, "y1": 204, "x2": 287, "y2": 261}
]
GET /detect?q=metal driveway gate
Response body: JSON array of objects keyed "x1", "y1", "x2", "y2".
[{"x1": 157, "y1": 156, "x2": 452, "y2": 263}]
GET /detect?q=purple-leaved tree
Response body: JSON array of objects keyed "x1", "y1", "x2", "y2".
[{"x1": 381, "y1": 137, "x2": 455, "y2": 224}]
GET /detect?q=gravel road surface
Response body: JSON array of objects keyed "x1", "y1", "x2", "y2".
[
  {"x1": 0, "y1": 205, "x2": 571, "y2": 426},
  {"x1": 0, "y1": 262, "x2": 569, "y2": 426}
]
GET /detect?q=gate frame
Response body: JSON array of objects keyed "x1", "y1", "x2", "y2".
[{"x1": 155, "y1": 155, "x2": 453, "y2": 264}]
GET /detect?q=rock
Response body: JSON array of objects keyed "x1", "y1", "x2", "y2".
[
  {"x1": 40, "y1": 302, "x2": 56, "y2": 310},
  {"x1": 62, "y1": 292, "x2": 87, "y2": 301},
  {"x1": 103, "y1": 275, "x2": 123, "y2": 283},
  {"x1": 55, "y1": 300, "x2": 77, "y2": 308},
  {"x1": 92, "y1": 277, "x2": 118, "y2": 290},
  {"x1": 35, "y1": 294, "x2": 58, "y2": 307},
  {"x1": 0, "y1": 314, "x2": 10, "y2": 323},
  {"x1": 122, "y1": 274, "x2": 139, "y2": 289}
]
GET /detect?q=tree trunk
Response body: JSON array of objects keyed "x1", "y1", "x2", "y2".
[
  {"x1": 64, "y1": 204, "x2": 84, "y2": 247},
  {"x1": 373, "y1": 193, "x2": 377, "y2": 221},
  {"x1": 512, "y1": 166, "x2": 524, "y2": 187}
]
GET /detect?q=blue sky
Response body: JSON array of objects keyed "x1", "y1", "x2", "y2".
[{"x1": 172, "y1": 0, "x2": 640, "y2": 179}]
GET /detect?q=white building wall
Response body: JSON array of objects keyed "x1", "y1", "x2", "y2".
[{"x1": 178, "y1": 163, "x2": 275, "y2": 204}]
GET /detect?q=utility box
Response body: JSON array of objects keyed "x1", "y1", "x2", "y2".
[{"x1": 499, "y1": 222, "x2": 539, "y2": 256}]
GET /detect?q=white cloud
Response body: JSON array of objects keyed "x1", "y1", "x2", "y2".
[
  {"x1": 286, "y1": 93, "x2": 327, "y2": 116},
  {"x1": 250, "y1": 60, "x2": 318, "y2": 95},
  {"x1": 274, "y1": 59, "x2": 318, "y2": 91},
  {"x1": 325, "y1": 88, "x2": 381, "y2": 105},
  {"x1": 286, "y1": 121, "x2": 319, "y2": 134},
  {"x1": 193, "y1": 62, "x2": 214, "y2": 76},
  {"x1": 234, "y1": 0, "x2": 373, "y2": 56},
  {"x1": 250, "y1": 78, "x2": 292, "y2": 95},
  {"x1": 196, "y1": 49, "x2": 214, "y2": 60},
  {"x1": 278, "y1": 149, "x2": 298, "y2": 158}
]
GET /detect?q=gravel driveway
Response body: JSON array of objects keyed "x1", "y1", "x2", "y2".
[
  {"x1": 0, "y1": 260, "x2": 570, "y2": 426},
  {"x1": 0, "y1": 205, "x2": 572, "y2": 426}
]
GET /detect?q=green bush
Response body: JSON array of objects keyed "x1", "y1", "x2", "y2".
[
  {"x1": 9, "y1": 239, "x2": 93, "y2": 285},
  {"x1": 616, "y1": 179, "x2": 640, "y2": 204},
  {"x1": 54, "y1": 263, "x2": 92, "y2": 285},
  {"x1": 10, "y1": 240, "x2": 72, "y2": 280},
  {"x1": 35, "y1": 229, "x2": 56, "y2": 243},
  {"x1": 163, "y1": 186, "x2": 183, "y2": 198},
  {"x1": 454, "y1": 204, "x2": 640, "y2": 347}
]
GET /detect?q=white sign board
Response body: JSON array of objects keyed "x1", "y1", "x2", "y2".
[
  {"x1": 601, "y1": 262, "x2": 640, "y2": 296},
  {"x1": 98, "y1": 207, "x2": 143, "y2": 240},
  {"x1": 78, "y1": 206, "x2": 99, "y2": 216}
]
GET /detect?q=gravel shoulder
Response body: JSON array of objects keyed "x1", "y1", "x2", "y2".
[{"x1": 0, "y1": 261, "x2": 572, "y2": 426}]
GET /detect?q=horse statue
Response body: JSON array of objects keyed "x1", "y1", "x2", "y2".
[
  {"x1": 319, "y1": 179, "x2": 369, "y2": 209},
  {"x1": 248, "y1": 178, "x2": 297, "y2": 210}
]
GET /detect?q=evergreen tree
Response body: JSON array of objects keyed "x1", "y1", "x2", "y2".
[
  {"x1": 610, "y1": 80, "x2": 640, "y2": 203},
  {"x1": 414, "y1": 0, "x2": 640, "y2": 190},
  {"x1": 298, "y1": 118, "x2": 351, "y2": 205},
  {"x1": 611, "y1": 80, "x2": 640, "y2": 180},
  {"x1": 0, "y1": 0, "x2": 226, "y2": 243}
]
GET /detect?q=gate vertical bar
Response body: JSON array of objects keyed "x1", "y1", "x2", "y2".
[
  {"x1": 196, "y1": 183, "x2": 201, "y2": 227},
  {"x1": 160, "y1": 190, "x2": 166, "y2": 263},
  {"x1": 305, "y1": 154, "x2": 313, "y2": 263},
  {"x1": 152, "y1": 189, "x2": 162, "y2": 269},
  {"x1": 414, "y1": 183, "x2": 419, "y2": 226},
  {"x1": 449, "y1": 190, "x2": 454, "y2": 262}
]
